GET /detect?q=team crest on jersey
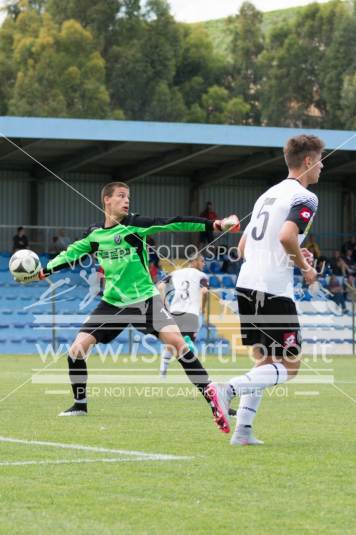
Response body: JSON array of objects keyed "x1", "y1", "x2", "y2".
[
  {"x1": 114, "y1": 235, "x2": 121, "y2": 245},
  {"x1": 283, "y1": 332, "x2": 297, "y2": 348},
  {"x1": 299, "y1": 207, "x2": 312, "y2": 222}
]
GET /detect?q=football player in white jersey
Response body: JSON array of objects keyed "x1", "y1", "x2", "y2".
[
  {"x1": 210, "y1": 134, "x2": 325, "y2": 445},
  {"x1": 158, "y1": 254, "x2": 209, "y2": 378}
]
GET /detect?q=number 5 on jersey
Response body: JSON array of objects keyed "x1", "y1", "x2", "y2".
[{"x1": 251, "y1": 197, "x2": 276, "y2": 241}]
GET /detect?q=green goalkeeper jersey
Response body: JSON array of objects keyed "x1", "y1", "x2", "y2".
[{"x1": 45, "y1": 214, "x2": 213, "y2": 307}]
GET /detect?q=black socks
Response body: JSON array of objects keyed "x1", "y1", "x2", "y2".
[
  {"x1": 67, "y1": 351, "x2": 210, "y2": 403},
  {"x1": 177, "y1": 350, "x2": 210, "y2": 395},
  {"x1": 67, "y1": 356, "x2": 87, "y2": 402}
]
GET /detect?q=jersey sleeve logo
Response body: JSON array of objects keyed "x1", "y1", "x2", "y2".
[
  {"x1": 299, "y1": 207, "x2": 312, "y2": 222},
  {"x1": 283, "y1": 332, "x2": 297, "y2": 348}
]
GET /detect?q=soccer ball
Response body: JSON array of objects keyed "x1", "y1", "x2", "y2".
[{"x1": 9, "y1": 249, "x2": 41, "y2": 282}]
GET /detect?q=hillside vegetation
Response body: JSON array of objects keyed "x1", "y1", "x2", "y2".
[{"x1": 0, "y1": 0, "x2": 355, "y2": 129}]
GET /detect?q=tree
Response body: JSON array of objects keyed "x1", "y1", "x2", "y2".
[
  {"x1": 321, "y1": 3, "x2": 356, "y2": 128},
  {"x1": 47, "y1": 0, "x2": 120, "y2": 52},
  {"x1": 0, "y1": 17, "x2": 17, "y2": 114},
  {"x1": 7, "y1": 12, "x2": 110, "y2": 118},
  {"x1": 175, "y1": 24, "x2": 224, "y2": 108},
  {"x1": 227, "y1": 1, "x2": 264, "y2": 124},
  {"x1": 108, "y1": 0, "x2": 184, "y2": 120},
  {"x1": 224, "y1": 97, "x2": 251, "y2": 125},
  {"x1": 201, "y1": 85, "x2": 229, "y2": 124},
  {"x1": 340, "y1": 72, "x2": 356, "y2": 129},
  {"x1": 145, "y1": 82, "x2": 186, "y2": 121},
  {"x1": 259, "y1": 1, "x2": 347, "y2": 127}
]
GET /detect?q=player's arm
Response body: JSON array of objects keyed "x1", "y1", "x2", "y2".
[
  {"x1": 237, "y1": 232, "x2": 248, "y2": 259},
  {"x1": 201, "y1": 287, "x2": 208, "y2": 315},
  {"x1": 200, "y1": 277, "x2": 209, "y2": 316},
  {"x1": 157, "y1": 281, "x2": 167, "y2": 301},
  {"x1": 43, "y1": 234, "x2": 93, "y2": 276},
  {"x1": 157, "y1": 274, "x2": 171, "y2": 302},
  {"x1": 280, "y1": 223, "x2": 317, "y2": 285},
  {"x1": 279, "y1": 222, "x2": 311, "y2": 269},
  {"x1": 127, "y1": 214, "x2": 240, "y2": 236},
  {"x1": 17, "y1": 235, "x2": 93, "y2": 284}
]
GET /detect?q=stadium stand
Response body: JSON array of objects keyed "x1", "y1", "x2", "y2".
[{"x1": 1, "y1": 254, "x2": 354, "y2": 356}]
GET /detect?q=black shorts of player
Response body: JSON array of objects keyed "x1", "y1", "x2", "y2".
[
  {"x1": 80, "y1": 295, "x2": 177, "y2": 344},
  {"x1": 171, "y1": 312, "x2": 199, "y2": 341},
  {"x1": 236, "y1": 287, "x2": 301, "y2": 357}
]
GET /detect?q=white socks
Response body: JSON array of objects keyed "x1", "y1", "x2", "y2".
[
  {"x1": 160, "y1": 349, "x2": 172, "y2": 374},
  {"x1": 229, "y1": 363, "x2": 288, "y2": 397},
  {"x1": 236, "y1": 392, "x2": 263, "y2": 427}
]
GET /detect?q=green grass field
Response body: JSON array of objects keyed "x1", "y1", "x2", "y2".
[{"x1": 0, "y1": 354, "x2": 355, "y2": 534}]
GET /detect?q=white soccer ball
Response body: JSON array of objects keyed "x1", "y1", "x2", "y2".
[{"x1": 9, "y1": 249, "x2": 41, "y2": 282}]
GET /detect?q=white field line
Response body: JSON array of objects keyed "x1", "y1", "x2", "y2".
[
  {"x1": 0, "y1": 436, "x2": 192, "y2": 461},
  {"x1": 34, "y1": 368, "x2": 335, "y2": 372},
  {"x1": 32, "y1": 374, "x2": 335, "y2": 384},
  {"x1": 0, "y1": 457, "x2": 179, "y2": 467},
  {"x1": 44, "y1": 389, "x2": 70, "y2": 395},
  {"x1": 295, "y1": 391, "x2": 320, "y2": 396}
]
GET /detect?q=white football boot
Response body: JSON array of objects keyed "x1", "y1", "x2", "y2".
[{"x1": 230, "y1": 425, "x2": 264, "y2": 446}]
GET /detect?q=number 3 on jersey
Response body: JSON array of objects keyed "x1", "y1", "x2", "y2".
[
  {"x1": 251, "y1": 197, "x2": 276, "y2": 241},
  {"x1": 179, "y1": 280, "x2": 190, "y2": 301}
]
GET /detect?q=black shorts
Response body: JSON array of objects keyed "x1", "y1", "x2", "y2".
[
  {"x1": 236, "y1": 287, "x2": 301, "y2": 357},
  {"x1": 80, "y1": 295, "x2": 177, "y2": 344},
  {"x1": 170, "y1": 312, "x2": 199, "y2": 341}
]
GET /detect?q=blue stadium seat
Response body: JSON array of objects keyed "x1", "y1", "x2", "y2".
[
  {"x1": 210, "y1": 261, "x2": 222, "y2": 274},
  {"x1": 209, "y1": 276, "x2": 221, "y2": 289},
  {"x1": 222, "y1": 275, "x2": 235, "y2": 289}
]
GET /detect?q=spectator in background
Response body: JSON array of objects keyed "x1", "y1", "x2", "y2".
[
  {"x1": 199, "y1": 202, "x2": 218, "y2": 244},
  {"x1": 341, "y1": 236, "x2": 356, "y2": 257},
  {"x1": 57, "y1": 228, "x2": 71, "y2": 251},
  {"x1": 329, "y1": 251, "x2": 349, "y2": 277},
  {"x1": 12, "y1": 226, "x2": 28, "y2": 252},
  {"x1": 304, "y1": 234, "x2": 321, "y2": 259},
  {"x1": 345, "y1": 275, "x2": 355, "y2": 303},
  {"x1": 328, "y1": 274, "x2": 347, "y2": 313},
  {"x1": 342, "y1": 248, "x2": 356, "y2": 275}
]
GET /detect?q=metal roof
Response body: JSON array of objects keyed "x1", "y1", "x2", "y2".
[{"x1": 0, "y1": 116, "x2": 355, "y2": 186}]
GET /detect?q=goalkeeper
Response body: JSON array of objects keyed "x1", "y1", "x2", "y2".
[{"x1": 26, "y1": 182, "x2": 240, "y2": 433}]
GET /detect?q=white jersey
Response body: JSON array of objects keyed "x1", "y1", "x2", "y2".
[
  {"x1": 165, "y1": 267, "x2": 208, "y2": 316},
  {"x1": 237, "y1": 178, "x2": 318, "y2": 299}
]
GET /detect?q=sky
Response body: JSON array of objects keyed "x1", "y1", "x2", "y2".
[{"x1": 168, "y1": 0, "x2": 331, "y2": 22}]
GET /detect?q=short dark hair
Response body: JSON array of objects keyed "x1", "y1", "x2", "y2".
[
  {"x1": 17, "y1": 226, "x2": 24, "y2": 232},
  {"x1": 101, "y1": 182, "x2": 129, "y2": 208},
  {"x1": 284, "y1": 135, "x2": 325, "y2": 169}
]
